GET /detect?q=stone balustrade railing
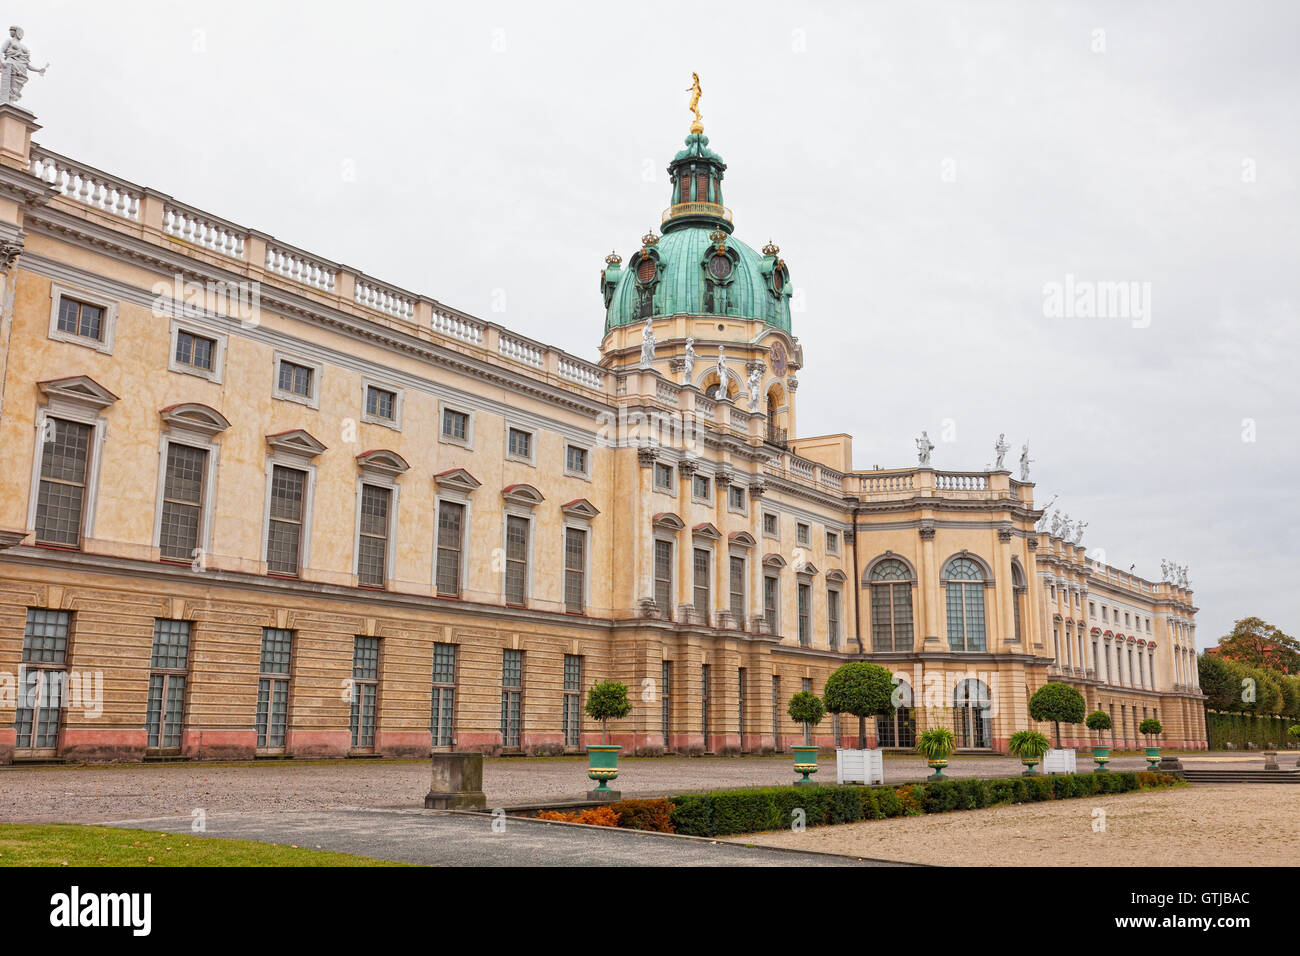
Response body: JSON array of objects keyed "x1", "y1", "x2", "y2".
[
  {"x1": 937, "y1": 471, "x2": 989, "y2": 491},
  {"x1": 354, "y1": 277, "x2": 416, "y2": 320},
  {"x1": 31, "y1": 146, "x2": 141, "y2": 221},
  {"x1": 498, "y1": 332, "x2": 544, "y2": 368},
  {"x1": 162, "y1": 203, "x2": 246, "y2": 259},
  {"x1": 432, "y1": 308, "x2": 484, "y2": 345},
  {"x1": 557, "y1": 356, "x2": 604, "y2": 389},
  {"x1": 265, "y1": 244, "x2": 337, "y2": 292}
]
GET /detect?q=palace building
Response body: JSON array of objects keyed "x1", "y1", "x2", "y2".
[{"x1": 0, "y1": 88, "x2": 1206, "y2": 763}]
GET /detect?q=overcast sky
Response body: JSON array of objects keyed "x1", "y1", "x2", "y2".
[{"x1": 15, "y1": 1, "x2": 1299, "y2": 648}]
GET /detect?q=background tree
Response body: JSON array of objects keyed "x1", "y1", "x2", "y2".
[
  {"x1": 1213, "y1": 617, "x2": 1300, "y2": 674},
  {"x1": 1028, "y1": 682, "x2": 1086, "y2": 748},
  {"x1": 584, "y1": 680, "x2": 630, "y2": 744},
  {"x1": 822, "y1": 661, "x2": 895, "y2": 748},
  {"x1": 1198, "y1": 652, "x2": 1239, "y2": 711}
]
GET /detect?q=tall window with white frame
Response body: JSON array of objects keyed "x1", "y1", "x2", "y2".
[
  {"x1": 34, "y1": 419, "x2": 92, "y2": 548},
  {"x1": 430, "y1": 644, "x2": 456, "y2": 748},
  {"x1": 737, "y1": 667, "x2": 747, "y2": 743},
  {"x1": 653, "y1": 539, "x2": 674, "y2": 620},
  {"x1": 564, "y1": 528, "x2": 586, "y2": 614},
  {"x1": 158, "y1": 443, "x2": 206, "y2": 562},
  {"x1": 728, "y1": 555, "x2": 745, "y2": 623},
  {"x1": 504, "y1": 516, "x2": 529, "y2": 607},
  {"x1": 256, "y1": 628, "x2": 293, "y2": 752},
  {"x1": 356, "y1": 484, "x2": 391, "y2": 588},
  {"x1": 15, "y1": 609, "x2": 72, "y2": 752},
  {"x1": 827, "y1": 587, "x2": 841, "y2": 650},
  {"x1": 763, "y1": 573, "x2": 779, "y2": 634},
  {"x1": 146, "y1": 619, "x2": 190, "y2": 752},
  {"x1": 700, "y1": 664, "x2": 711, "y2": 752},
  {"x1": 692, "y1": 547, "x2": 711, "y2": 623},
  {"x1": 350, "y1": 637, "x2": 380, "y2": 751},
  {"x1": 1010, "y1": 563, "x2": 1027, "y2": 642},
  {"x1": 771, "y1": 675, "x2": 781, "y2": 752},
  {"x1": 266, "y1": 465, "x2": 307, "y2": 576},
  {"x1": 501, "y1": 649, "x2": 523, "y2": 749},
  {"x1": 869, "y1": 559, "x2": 913, "y2": 651},
  {"x1": 661, "y1": 660, "x2": 672, "y2": 749},
  {"x1": 562, "y1": 654, "x2": 582, "y2": 748},
  {"x1": 797, "y1": 582, "x2": 811, "y2": 647},
  {"x1": 435, "y1": 501, "x2": 464, "y2": 598},
  {"x1": 943, "y1": 557, "x2": 987, "y2": 652}
]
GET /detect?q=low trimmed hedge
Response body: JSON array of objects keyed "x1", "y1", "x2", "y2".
[{"x1": 663, "y1": 771, "x2": 1182, "y2": 837}]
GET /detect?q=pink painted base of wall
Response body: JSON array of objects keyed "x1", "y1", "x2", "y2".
[
  {"x1": 184, "y1": 729, "x2": 257, "y2": 761},
  {"x1": 61, "y1": 727, "x2": 147, "y2": 762},
  {"x1": 284, "y1": 729, "x2": 351, "y2": 759},
  {"x1": 373, "y1": 731, "x2": 432, "y2": 756},
  {"x1": 0, "y1": 727, "x2": 14, "y2": 765}
]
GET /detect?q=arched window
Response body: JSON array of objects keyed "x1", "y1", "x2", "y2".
[
  {"x1": 869, "y1": 558, "x2": 914, "y2": 651},
  {"x1": 1010, "y1": 561, "x2": 1027, "y2": 642},
  {"x1": 876, "y1": 677, "x2": 916, "y2": 749},
  {"x1": 942, "y1": 556, "x2": 987, "y2": 652},
  {"x1": 953, "y1": 678, "x2": 992, "y2": 749}
]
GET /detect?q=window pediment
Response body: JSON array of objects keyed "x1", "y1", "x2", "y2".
[
  {"x1": 727, "y1": 531, "x2": 755, "y2": 548},
  {"x1": 502, "y1": 483, "x2": 545, "y2": 507},
  {"x1": 560, "y1": 498, "x2": 600, "y2": 519},
  {"x1": 691, "y1": 522, "x2": 721, "y2": 540},
  {"x1": 356, "y1": 448, "x2": 410, "y2": 478},
  {"x1": 265, "y1": 428, "x2": 327, "y2": 459},
  {"x1": 652, "y1": 512, "x2": 685, "y2": 531},
  {"x1": 39, "y1": 375, "x2": 119, "y2": 410},
  {"x1": 825, "y1": 569, "x2": 847, "y2": 584},
  {"x1": 160, "y1": 402, "x2": 229, "y2": 437},
  {"x1": 434, "y1": 468, "x2": 481, "y2": 495},
  {"x1": 763, "y1": 552, "x2": 787, "y2": 569}
]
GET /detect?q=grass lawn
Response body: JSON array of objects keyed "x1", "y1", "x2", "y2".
[{"x1": 0, "y1": 825, "x2": 410, "y2": 867}]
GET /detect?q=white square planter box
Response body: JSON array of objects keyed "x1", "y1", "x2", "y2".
[
  {"x1": 836, "y1": 748, "x2": 884, "y2": 785},
  {"x1": 1043, "y1": 748, "x2": 1077, "y2": 774}
]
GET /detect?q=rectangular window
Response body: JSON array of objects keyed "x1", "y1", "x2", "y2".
[
  {"x1": 763, "y1": 512, "x2": 778, "y2": 537},
  {"x1": 365, "y1": 385, "x2": 396, "y2": 421},
  {"x1": 728, "y1": 485, "x2": 746, "y2": 513},
  {"x1": 565, "y1": 444, "x2": 588, "y2": 476},
  {"x1": 654, "y1": 540, "x2": 674, "y2": 618},
  {"x1": 507, "y1": 427, "x2": 532, "y2": 461},
  {"x1": 692, "y1": 474, "x2": 711, "y2": 502},
  {"x1": 146, "y1": 619, "x2": 190, "y2": 750},
  {"x1": 356, "y1": 484, "x2": 391, "y2": 588},
  {"x1": 15, "y1": 609, "x2": 72, "y2": 751},
  {"x1": 563, "y1": 654, "x2": 582, "y2": 747},
  {"x1": 501, "y1": 650, "x2": 523, "y2": 749},
  {"x1": 57, "y1": 296, "x2": 105, "y2": 341},
  {"x1": 505, "y1": 516, "x2": 529, "y2": 606},
  {"x1": 738, "y1": 667, "x2": 747, "y2": 739},
  {"x1": 277, "y1": 360, "x2": 313, "y2": 397},
  {"x1": 692, "y1": 548, "x2": 710, "y2": 620},
  {"x1": 771, "y1": 675, "x2": 781, "y2": 752},
  {"x1": 174, "y1": 330, "x2": 215, "y2": 371},
  {"x1": 701, "y1": 664, "x2": 711, "y2": 750},
  {"x1": 825, "y1": 531, "x2": 839, "y2": 555},
  {"x1": 350, "y1": 637, "x2": 379, "y2": 750},
  {"x1": 266, "y1": 465, "x2": 306, "y2": 575},
  {"x1": 764, "y1": 575, "x2": 779, "y2": 632},
  {"x1": 796, "y1": 523, "x2": 810, "y2": 546},
  {"x1": 159, "y1": 443, "x2": 207, "y2": 562},
  {"x1": 255, "y1": 628, "x2": 292, "y2": 750},
  {"x1": 654, "y1": 462, "x2": 674, "y2": 490},
  {"x1": 798, "y1": 583, "x2": 811, "y2": 646},
  {"x1": 1089, "y1": 601, "x2": 1096, "y2": 617},
  {"x1": 728, "y1": 555, "x2": 746, "y2": 621},
  {"x1": 436, "y1": 501, "x2": 465, "y2": 598},
  {"x1": 442, "y1": 408, "x2": 469, "y2": 442},
  {"x1": 34, "y1": 418, "x2": 92, "y2": 548},
  {"x1": 827, "y1": 589, "x2": 841, "y2": 649},
  {"x1": 564, "y1": 527, "x2": 586, "y2": 613},
  {"x1": 661, "y1": 661, "x2": 672, "y2": 747},
  {"x1": 430, "y1": 644, "x2": 456, "y2": 747}
]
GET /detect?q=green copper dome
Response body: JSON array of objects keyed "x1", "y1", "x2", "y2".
[{"x1": 601, "y1": 132, "x2": 793, "y2": 333}]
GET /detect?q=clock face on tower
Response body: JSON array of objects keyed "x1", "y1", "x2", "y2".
[{"x1": 771, "y1": 341, "x2": 788, "y2": 377}]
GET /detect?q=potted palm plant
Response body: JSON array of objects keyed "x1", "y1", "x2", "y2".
[
  {"x1": 787, "y1": 690, "x2": 825, "y2": 785},
  {"x1": 917, "y1": 726, "x2": 956, "y2": 780},
  {"x1": 1008, "y1": 730, "x2": 1051, "y2": 776},
  {"x1": 584, "y1": 680, "x2": 630, "y2": 798},
  {"x1": 1138, "y1": 717, "x2": 1163, "y2": 770},
  {"x1": 1086, "y1": 710, "x2": 1113, "y2": 771}
]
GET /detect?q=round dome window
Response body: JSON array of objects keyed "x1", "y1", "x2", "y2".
[
  {"x1": 637, "y1": 257, "x2": 657, "y2": 283},
  {"x1": 708, "y1": 254, "x2": 733, "y2": 280},
  {"x1": 773, "y1": 269, "x2": 784, "y2": 292}
]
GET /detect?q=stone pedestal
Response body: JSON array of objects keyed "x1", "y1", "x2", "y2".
[
  {"x1": 1157, "y1": 755, "x2": 1184, "y2": 772},
  {"x1": 586, "y1": 788, "x2": 621, "y2": 801},
  {"x1": 1262, "y1": 751, "x2": 1279, "y2": 771},
  {"x1": 424, "y1": 752, "x2": 487, "y2": 810}
]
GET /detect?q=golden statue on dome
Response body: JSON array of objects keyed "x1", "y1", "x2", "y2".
[{"x1": 686, "y1": 72, "x2": 703, "y2": 133}]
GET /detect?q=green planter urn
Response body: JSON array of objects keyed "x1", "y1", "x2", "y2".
[
  {"x1": 586, "y1": 744, "x2": 621, "y2": 792},
  {"x1": 1020, "y1": 757, "x2": 1040, "y2": 776},
  {"x1": 791, "y1": 745, "x2": 820, "y2": 785},
  {"x1": 1092, "y1": 745, "x2": 1111, "y2": 772},
  {"x1": 1144, "y1": 746, "x2": 1160, "y2": 770},
  {"x1": 926, "y1": 759, "x2": 948, "y2": 781}
]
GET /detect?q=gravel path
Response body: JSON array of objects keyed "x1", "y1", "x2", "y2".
[
  {"x1": 732, "y1": 784, "x2": 1300, "y2": 866},
  {"x1": 0, "y1": 752, "x2": 1177, "y2": 825}
]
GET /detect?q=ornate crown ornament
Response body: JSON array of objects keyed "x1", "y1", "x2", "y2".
[
  {"x1": 641, "y1": 230, "x2": 660, "y2": 248},
  {"x1": 762, "y1": 240, "x2": 780, "y2": 257},
  {"x1": 709, "y1": 228, "x2": 728, "y2": 252},
  {"x1": 604, "y1": 250, "x2": 623, "y2": 266}
]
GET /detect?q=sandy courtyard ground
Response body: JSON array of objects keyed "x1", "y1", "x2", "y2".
[{"x1": 733, "y1": 784, "x2": 1300, "y2": 866}]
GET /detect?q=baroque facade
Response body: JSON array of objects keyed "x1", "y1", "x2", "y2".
[{"x1": 0, "y1": 96, "x2": 1206, "y2": 763}]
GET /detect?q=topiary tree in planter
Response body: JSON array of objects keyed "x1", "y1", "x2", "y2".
[
  {"x1": 1138, "y1": 717, "x2": 1163, "y2": 770},
  {"x1": 1007, "y1": 729, "x2": 1051, "y2": 776},
  {"x1": 822, "y1": 661, "x2": 895, "y2": 748},
  {"x1": 1028, "y1": 682, "x2": 1086, "y2": 748},
  {"x1": 786, "y1": 691, "x2": 826, "y2": 784},
  {"x1": 1086, "y1": 710, "x2": 1114, "y2": 771},
  {"x1": 917, "y1": 726, "x2": 956, "y2": 780},
  {"x1": 584, "y1": 680, "x2": 631, "y2": 796}
]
